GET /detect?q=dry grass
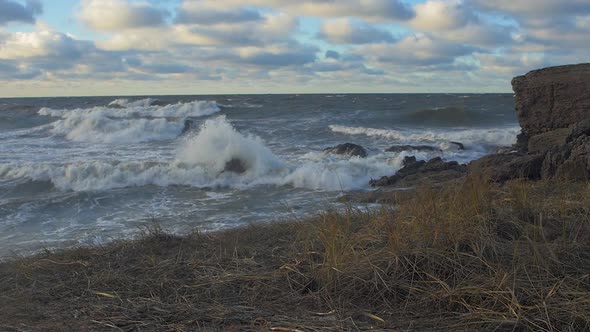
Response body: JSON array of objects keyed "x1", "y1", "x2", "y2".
[{"x1": 1, "y1": 177, "x2": 590, "y2": 331}]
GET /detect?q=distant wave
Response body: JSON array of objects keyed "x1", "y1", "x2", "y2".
[
  {"x1": 37, "y1": 99, "x2": 221, "y2": 143},
  {"x1": 39, "y1": 99, "x2": 220, "y2": 119},
  {"x1": 50, "y1": 112, "x2": 183, "y2": 143},
  {"x1": 0, "y1": 116, "x2": 398, "y2": 192},
  {"x1": 329, "y1": 124, "x2": 520, "y2": 148},
  {"x1": 108, "y1": 98, "x2": 161, "y2": 108}
]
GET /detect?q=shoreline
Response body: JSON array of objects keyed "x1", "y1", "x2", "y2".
[{"x1": 2, "y1": 177, "x2": 589, "y2": 331}]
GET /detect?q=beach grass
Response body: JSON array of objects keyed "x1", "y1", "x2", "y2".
[{"x1": 1, "y1": 176, "x2": 590, "y2": 331}]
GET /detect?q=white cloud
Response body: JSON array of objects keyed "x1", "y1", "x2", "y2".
[
  {"x1": 0, "y1": 29, "x2": 90, "y2": 59},
  {"x1": 79, "y1": 0, "x2": 168, "y2": 31},
  {"x1": 411, "y1": 0, "x2": 474, "y2": 30}
]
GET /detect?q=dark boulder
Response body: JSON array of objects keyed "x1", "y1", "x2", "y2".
[
  {"x1": 449, "y1": 141, "x2": 465, "y2": 150},
  {"x1": 370, "y1": 157, "x2": 466, "y2": 187},
  {"x1": 324, "y1": 143, "x2": 367, "y2": 158},
  {"x1": 223, "y1": 158, "x2": 247, "y2": 174}
]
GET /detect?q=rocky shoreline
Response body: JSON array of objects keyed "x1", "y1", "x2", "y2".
[{"x1": 342, "y1": 63, "x2": 590, "y2": 202}]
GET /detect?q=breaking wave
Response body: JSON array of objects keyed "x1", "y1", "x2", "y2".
[
  {"x1": 39, "y1": 99, "x2": 220, "y2": 119},
  {"x1": 0, "y1": 116, "x2": 398, "y2": 191},
  {"x1": 50, "y1": 112, "x2": 183, "y2": 143},
  {"x1": 37, "y1": 99, "x2": 221, "y2": 143},
  {"x1": 329, "y1": 124, "x2": 520, "y2": 148}
]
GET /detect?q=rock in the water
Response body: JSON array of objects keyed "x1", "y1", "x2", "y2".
[
  {"x1": 512, "y1": 63, "x2": 590, "y2": 136},
  {"x1": 370, "y1": 157, "x2": 466, "y2": 187},
  {"x1": 386, "y1": 145, "x2": 440, "y2": 153},
  {"x1": 223, "y1": 158, "x2": 247, "y2": 174},
  {"x1": 402, "y1": 156, "x2": 418, "y2": 167},
  {"x1": 449, "y1": 141, "x2": 465, "y2": 150},
  {"x1": 324, "y1": 143, "x2": 367, "y2": 158}
]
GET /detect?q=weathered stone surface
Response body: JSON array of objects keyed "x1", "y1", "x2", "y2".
[
  {"x1": 513, "y1": 132, "x2": 530, "y2": 152},
  {"x1": 512, "y1": 63, "x2": 590, "y2": 136},
  {"x1": 370, "y1": 157, "x2": 466, "y2": 187},
  {"x1": 568, "y1": 119, "x2": 590, "y2": 142},
  {"x1": 468, "y1": 153, "x2": 544, "y2": 182},
  {"x1": 223, "y1": 158, "x2": 247, "y2": 174},
  {"x1": 542, "y1": 134, "x2": 590, "y2": 180},
  {"x1": 324, "y1": 143, "x2": 367, "y2": 158},
  {"x1": 527, "y1": 128, "x2": 571, "y2": 154}
]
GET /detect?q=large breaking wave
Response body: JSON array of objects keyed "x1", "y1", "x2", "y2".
[{"x1": 0, "y1": 116, "x2": 398, "y2": 192}]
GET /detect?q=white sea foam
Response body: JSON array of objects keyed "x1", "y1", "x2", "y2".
[
  {"x1": 37, "y1": 99, "x2": 221, "y2": 143},
  {"x1": 329, "y1": 124, "x2": 520, "y2": 148},
  {"x1": 178, "y1": 115, "x2": 284, "y2": 177},
  {"x1": 39, "y1": 100, "x2": 220, "y2": 119},
  {"x1": 50, "y1": 112, "x2": 183, "y2": 143},
  {"x1": 1, "y1": 117, "x2": 400, "y2": 192}
]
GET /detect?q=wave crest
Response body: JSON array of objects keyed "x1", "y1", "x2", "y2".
[
  {"x1": 37, "y1": 99, "x2": 221, "y2": 143},
  {"x1": 329, "y1": 124, "x2": 520, "y2": 148}
]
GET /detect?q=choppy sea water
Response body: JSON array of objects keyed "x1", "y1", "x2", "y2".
[{"x1": 0, "y1": 94, "x2": 518, "y2": 256}]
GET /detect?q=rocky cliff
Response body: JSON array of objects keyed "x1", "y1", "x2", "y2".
[
  {"x1": 513, "y1": 63, "x2": 590, "y2": 136},
  {"x1": 470, "y1": 63, "x2": 590, "y2": 181}
]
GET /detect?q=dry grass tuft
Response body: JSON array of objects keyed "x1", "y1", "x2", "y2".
[{"x1": 1, "y1": 177, "x2": 590, "y2": 331}]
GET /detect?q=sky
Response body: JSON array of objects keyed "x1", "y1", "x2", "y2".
[{"x1": 0, "y1": 0, "x2": 588, "y2": 97}]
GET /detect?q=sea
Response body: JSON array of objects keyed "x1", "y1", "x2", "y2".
[{"x1": 0, "y1": 94, "x2": 519, "y2": 256}]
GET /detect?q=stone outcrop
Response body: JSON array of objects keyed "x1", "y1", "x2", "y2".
[
  {"x1": 527, "y1": 128, "x2": 571, "y2": 154},
  {"x1": 370, "y1": 157, "x2": 467, "y2": 187},
  {"x1": 468, "y1": 153, "x2": 544, "y2": 182},
  {"x1": 512, "y1": 63, "x2": 590, "y2": 136},
  {"x1": 324, "y1": 143, "x2": 367, "y2": 158},
  {"x1": 369, "y1": 63, "x2": 590, "y2": 188},
  {"x1": 469, "y1": 63, "x2": 590, "y2": 182}
]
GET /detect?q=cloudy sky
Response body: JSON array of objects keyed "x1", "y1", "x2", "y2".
[{"x1": 0, "y1": 0, "x2": 588, "y2": 96}]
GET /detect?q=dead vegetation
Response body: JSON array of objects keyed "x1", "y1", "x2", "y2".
[{"x1": 1, "y1": 177, "x2": 590, "y2": 331}]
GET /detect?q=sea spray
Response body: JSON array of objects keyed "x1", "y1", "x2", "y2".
[
  {"x1": 0, "y1": 117, "x2": 401, "y2": 191},
  {"x1": 177, "y1": 115, "x2": 284, "y2": 177}
]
